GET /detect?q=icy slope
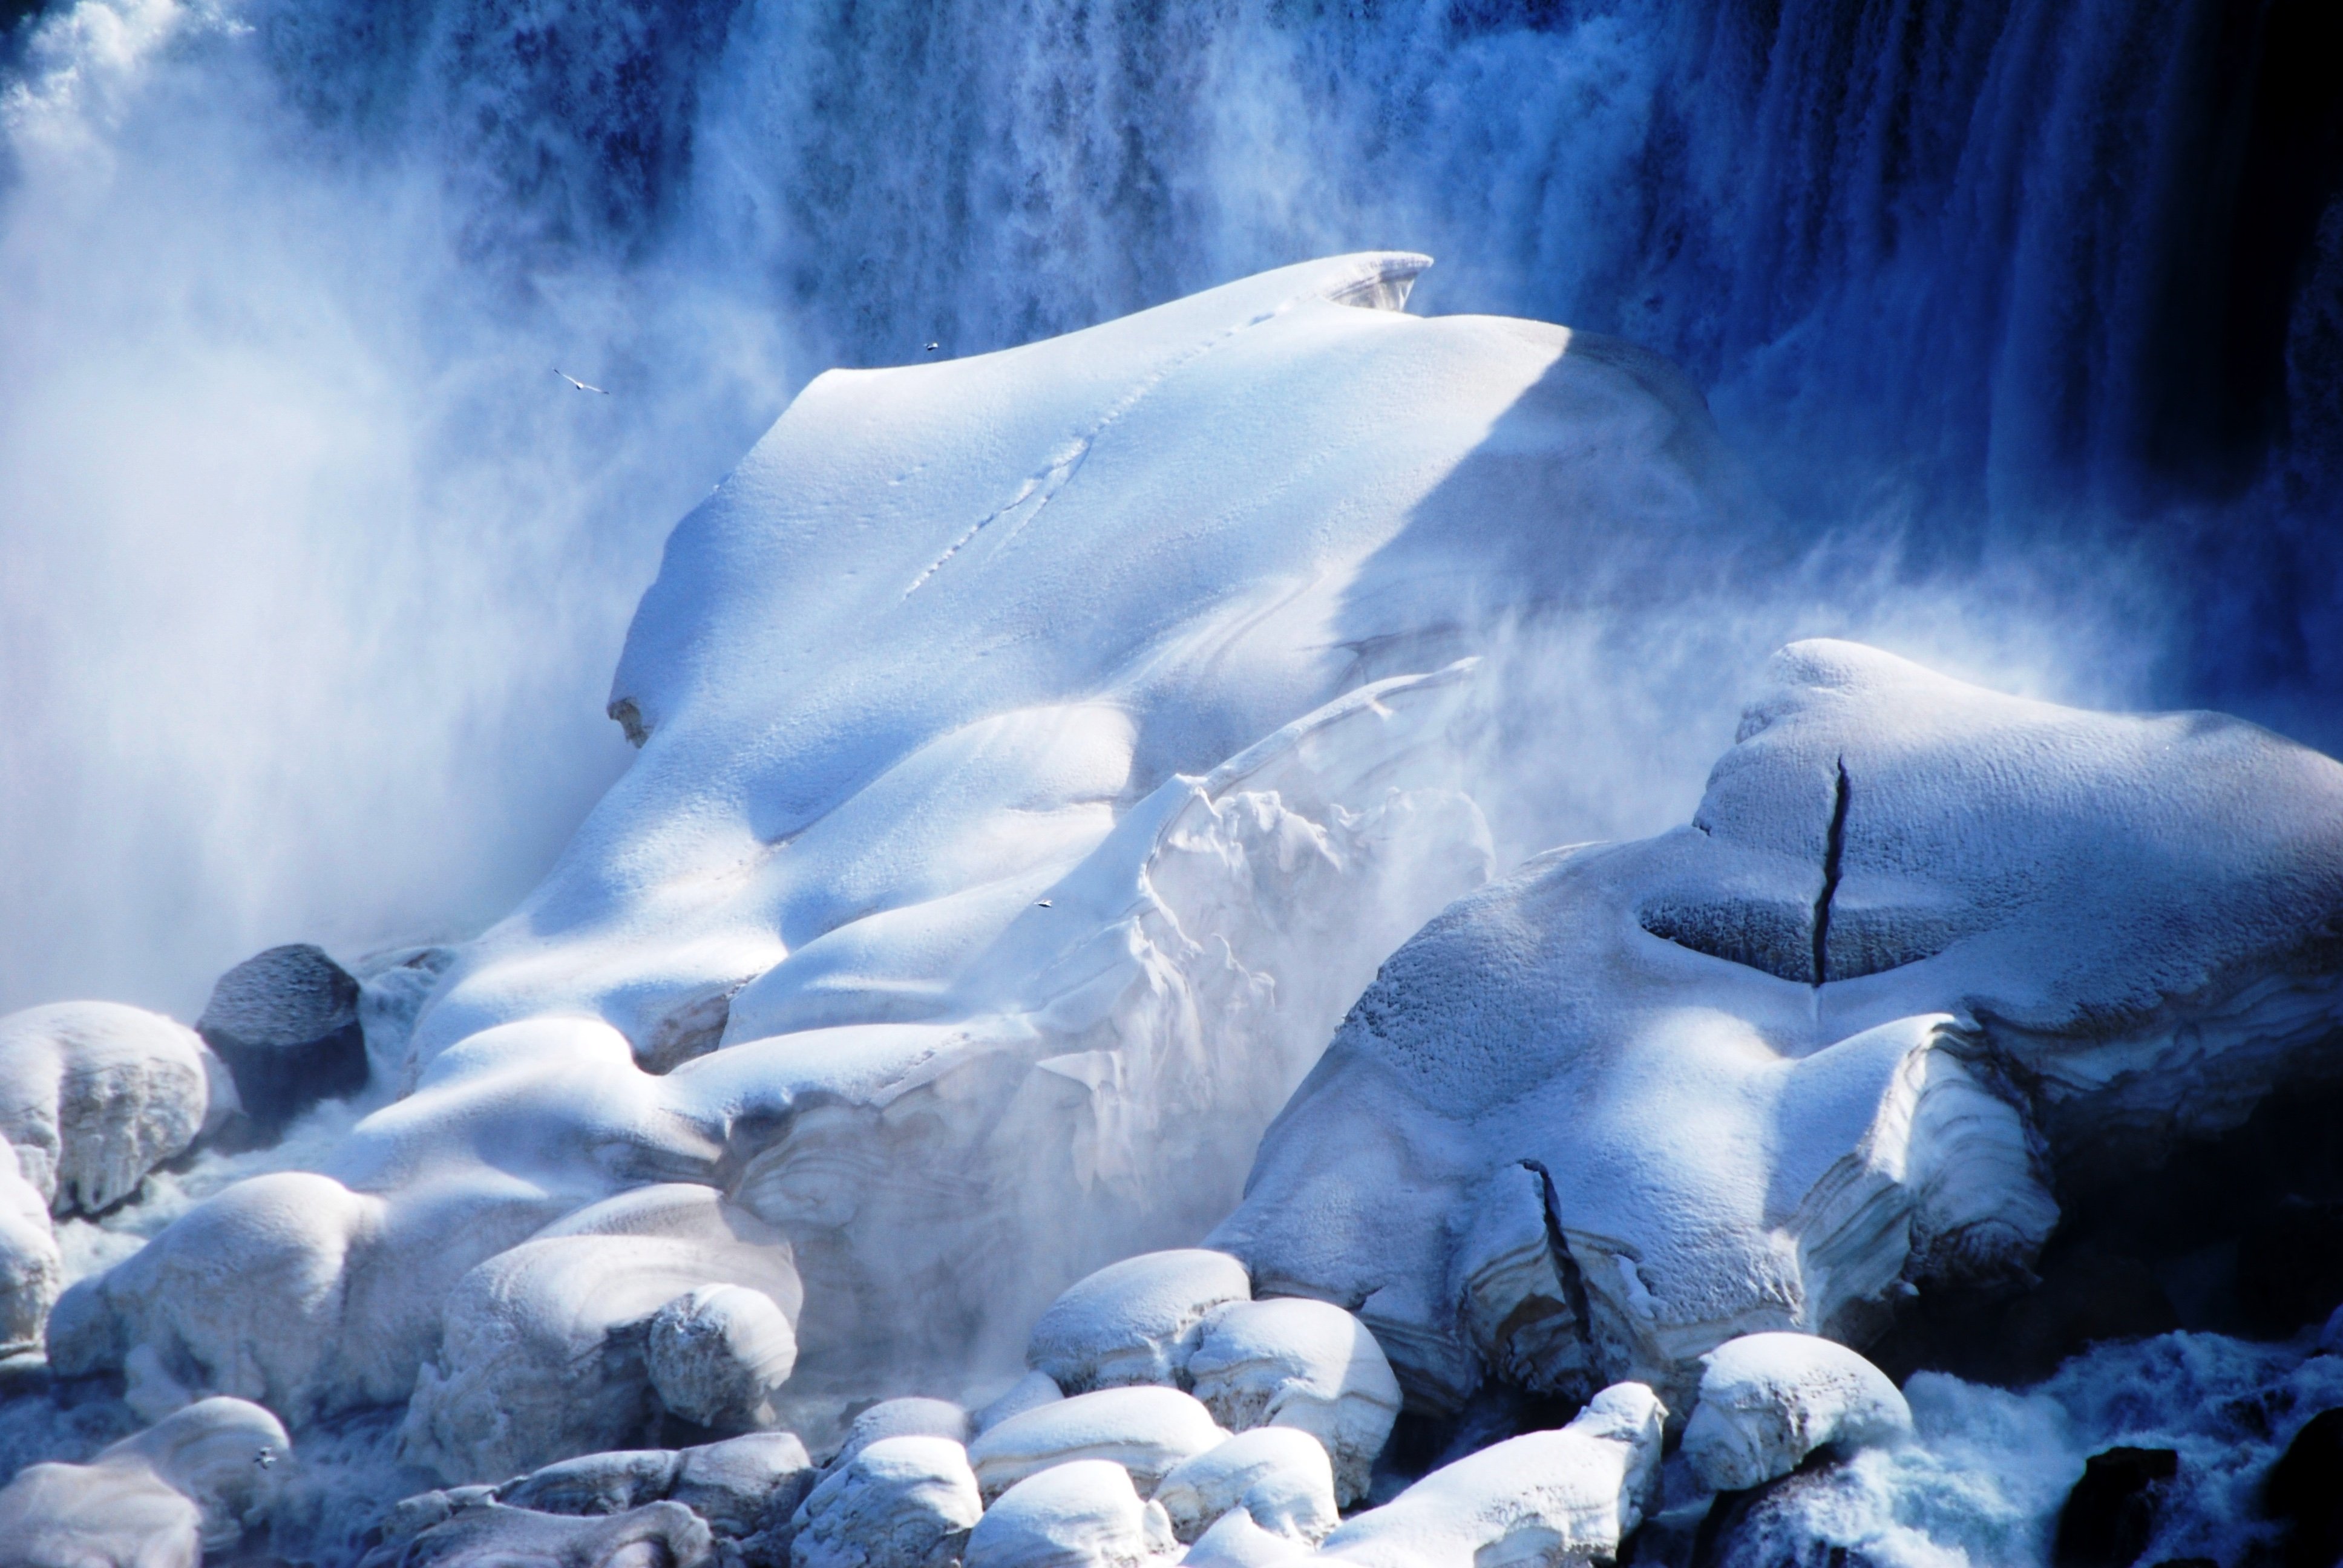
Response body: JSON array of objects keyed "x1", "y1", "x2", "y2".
[
  {"x1": 1214, "y1": 639, "x2": 2343, "y2": 1412},
  {"x1": 51, "y1": 254, "x2": 1736, "y2": 1451}
]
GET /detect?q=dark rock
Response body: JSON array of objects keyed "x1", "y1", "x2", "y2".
[
  {"x1": 2054, "y1": 1446, "x2": 2178, "y2": 1568},
  {"x1": 197, "y1": 943, "x2": 369, "y2": 1136},
  {"x1": 1691, "y1": 1460, "x2": 1884, "y2": 1568},
  {"x1": 2264, "y1": 1407, "x2": 2343, "y2": 1568}
]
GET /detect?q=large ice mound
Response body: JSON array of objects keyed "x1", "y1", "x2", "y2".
[{"x1": 1213, "y1": 638, "x2": 2343, "y2": 1412}]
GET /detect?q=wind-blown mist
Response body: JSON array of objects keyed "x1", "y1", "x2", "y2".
[{"x1": 2, "y1": 0, "x2": 2336, "y2": 1015}]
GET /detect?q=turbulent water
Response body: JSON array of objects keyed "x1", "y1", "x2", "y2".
[{"x1": 1, "y1": 0, "x2": 2338, "y2": 1014}]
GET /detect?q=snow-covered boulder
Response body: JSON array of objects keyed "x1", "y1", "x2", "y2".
[
  {"x1": 789, "y1": 1435, "x2": 983, "y2": 1568},
  {"x1": 0, "y1": 1397, "x2": 290, "y2": 1567},
  {"x1": 966, "y1": 1386, "x2": 1225, "y2": 1502},
  {"x1": 963, "y1": 1460, "x2": 1177, "y2": 1568},
  {"x1": 1216, "y1": 641, "x2": 2343, "y2": 1408},
  {"x1": 648, "y1": 1282, "x2": 801, "y2": 1429},
  {"x1": 496, "y1": 1449, "x2": 681, "y2": 1515},
  {"x1": 1150, "y1": 1426, "x2": 1337, "y2": 1546},
  {"x1": 1316, "y1": 1383, "x2": 1665, "y2": 1568},
  {"x1": 0, "y1": 1134, "x2": 61, "y2": 1354},
  {"x1": 1027, "y1": 1250, "x2": 1252, "y2": 1394},
  {"x1": 1681, "y1": 1332, "x2": 1911, "y2": 1492},
  {"x1": 834, "y1": 1399, "x2": 976, "y2": 1467},
  {"x1": 0, "y1": 1001, "x2": 218, "y2": 1215},
  {"x1": 976, "y1": 1373, "x2": 1066, "y2": 1435},
  {"x1": 365, "y1": 1499, "x2": 716, "y2": 1568},
  {"x1": 1184, "y1": 1298, "x2": 1398, "y2": 1504},
  {"x1": 402, "y1": 1184, "x2": 802, "y2": 1483}
]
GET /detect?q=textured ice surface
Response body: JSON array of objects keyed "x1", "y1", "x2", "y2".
[
  {"x1": 791, "y1": 1435, "x2": 984, "y2": 1568},
  {"x1": 1317, "y1": 1382, "x2": 1664, "y2": 1568},
  {"x1": 1216, "y1": 639, "x2": 2343, "y2": 1411},
  {"x1": 1680, "y1": 1332, "x2": 1911, "y2": 1492}
]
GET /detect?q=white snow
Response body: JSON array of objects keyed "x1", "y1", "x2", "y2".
[
  {"x1": 1150, "y1": 1426, "x2": 1338, "y2": 1546},
  {"x1": 0, "y1": 1397, "x2": 289, "y2": 1566},
  {"x1": 966, "y1": 1386, "x2": 1227, "y2": 1503},
  {"x1": 1185, "y1": 1298, "x2": 1400, "y2": 1506},
  {"x1": 964, "y1": 1460, "x2": 1179, "y2": 1568},
  {"x1": 1028, "y1": 1250, "x2": 1253, "y2": 1394}
]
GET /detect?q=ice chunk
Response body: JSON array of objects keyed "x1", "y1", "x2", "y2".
[
  {"x1": 1681, "y1": 1332, "x2": 1912, "y2": 1492},
  {"x1": 1150, "y1": 1426, "x2": 1337, "y2": 1546},
  {"x1": 1317, "y1": 1383, "x2": 1665, "y2": 1568},
  {"x1": 401, "y1": 1185, "x2": 802, "y2": 1482},
  {"x1": 1184, "y1": 1298, "x2": 1398, "y2": 1506},
  {"x1": 963, "y1": 1460, "x2": 1177, "y2": 1568},
  {"x1": 362, "y1": 1498, "x2": 715, "y2": 1568},
  {"x1": 0, "y1": 1396, "x2": 290, "y2": 1566},
  {"x1": 834, "y1": 1399, "x2": 975, "y2": 1466},
  {"x1": 0, "y1": 1001, "x2": 215, "y2": 1214},
  {"x1": 1027, "y1": 1250, "x2": 1252, "y2": 1394},
  {"x1": 968, "y1": 1386, "x2": 1226, "y2": 1501},
  {"x1": 789, "y1": 1434, "x2": 983, "y2": 1568},
  {"x1": 647, "y1": 1282, "x2": 801, "y2": 1429}
]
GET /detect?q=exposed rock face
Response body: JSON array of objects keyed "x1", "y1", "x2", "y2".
[
  {"x1": 1214, "y1": 641, "x2": 2343, "y2": 1411},
  {"x1": 197, "y1": 944, "x2": 369, "y2": 1135}
]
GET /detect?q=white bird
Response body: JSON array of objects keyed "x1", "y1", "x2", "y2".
[
  {"x1": 556, "y1": 369, "x2": 609, "y2": 394},
  {"x1": 923, "y1": 341, "x2": 942, "y2": 354},
  {"x1": 1035, "y1": 900, "x2": 1052, "y2": 908}
]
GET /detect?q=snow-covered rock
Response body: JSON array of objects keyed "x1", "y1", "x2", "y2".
[
  {"x1": 833, "y1": 1399, "x2": 976, "y2": 1467},
  {"x1": 1182, "y1": 1508, "x2": 1316, "y2": 1568},
  {"x1": 977, "y1": 1373, "x2": 1066, "y2": 1435},
  {"x1": 648, "y1": 1282, "x2": 801, "y2": 1429},
  {"x1": 963, "y1": 1460, "x2": 1177, "y2": 1568},
  {"x1": 790, "y1": 1435, "x2": 983, "y2": 1568},
  {"x1": 1216, "y1": 640, "x2": 2343, "y2": 1409},
  {"x1": 197, "y1": 943, "x2": 370, "y2": 1135},
  {"x1": 496, "y1": 1449, "x2": 680, "y2": 1515},
  {"x1": 0, "y1": 1001, "x2": 217, "y2": 1215},
  {"x1": 0, "y1": 1397, "x2": 290, "y2": 1567},
  {"x1": 1027, "y1": 1250, "x2": 1253, "y2": 1394},
  {"x1": 401, "y1": 1184, "x2": 802, "y2": 1483},
  {"x1": 1316, "y1": 1383, "x2": 1665, "y2": 1568},
  {"x1": 365, "y1": 1499, "x2": 716, "y2": 1568},
  {"x1": 967, "y1": 1386, "x2": 1225, "y2": 1502},
  {"x1": 1150, "y1": 1426, "x2": 1337, "y2": 1546},
  {"x1": 0, "y1": 1134, "x2": 61, "y2": 1354},
  {"x1": 1681, "y1": 1332, "x2": 1912, "y2": 1492},
  {"x1": 1184, "y1": 1298, "x2": 1398, "y2": 1504}
]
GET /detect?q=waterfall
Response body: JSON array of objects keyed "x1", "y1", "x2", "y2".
[{"x1": 1, "y1": 0, "x2": 2336, "y2": 1013}]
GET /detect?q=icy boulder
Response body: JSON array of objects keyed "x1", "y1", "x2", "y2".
[
  {"x1": 1316, "y1": 1382, "x2": 1664, "y2": 1568},
  {"x1": 0, "y1": 1397, "x2": 290, "y2": 1566},
  {"x1": 197, "y1": 943, "x2": 370, "y2": 1135},
  {"x1": 790, "y1": 1435, "x2": 984, "y2": 1568},
  {"x1": 967, "y1": 1386, "x2": 1225, "y2": 1501},
  {"x1": 0, "y1": 1135, "x2": 61, "y2": 1354},
  {"x1": 1027, "y1": 1250, "x2": 1251, "y2": 1394},
  {"x1": 1681, "y1": 1332, "x2": 1911, "y2": 1492},
  {"x1": 401, "y1": 1184, "x2": 802, "y2": 1483},
  {"x1": 1150, "y1": 1426, "x2": 1338, "y2": 1546},
  {"x1": 833, "y1": 1399, "x2": 977, "y2": 1466},
  {"x1": 1216, "y1": 640, "x2": 2343, "y2": 1409},
  {"x1": 1185, "y1": 1298, "x2": 1399, "y2": 1504},
  {"x1": 365, "y1": 1499, "x2": 716, "y2": 1568},
  {"x1": 963, "y1": 1460, "x2": 1177, "y2": 1568},
  {"x1": 0, "y1": 1001, "x2": 219, "y2": 1215}
]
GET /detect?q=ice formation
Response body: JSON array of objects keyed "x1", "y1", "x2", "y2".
[
  {"x1": 10, "y1": 255, "x2": 2343, "y2": 1568},
  {"x1": 1215, "y1": 636, "x2": 2343, "y2": 1411},
  {"x1": 1679, "y1": 1332, "x2": 1911, "y2": 1492},
  {"x1": 0, "y1": 1397, "x2": 288, "y2": 1566}
]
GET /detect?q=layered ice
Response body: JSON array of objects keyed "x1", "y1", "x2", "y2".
[{"x1": 1216, "y1": 639, "x2": 2343, "y2": 1410}]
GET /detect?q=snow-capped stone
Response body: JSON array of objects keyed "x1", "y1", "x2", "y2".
[
  {"x1": 1682, "y1": 1332, "x2": 1912, "y2": 1492},
  {"x1": 976, "y1": 1372, "x2": 1066, "y2": 1435},
  {"x1": 363, "y1": 1499, "x2": 716, "y2": 1568},
  {"x1": 968, "y1": 1386, "x2": 1225, "y2": 1502},
  {"x1": 647, "y1": 1282, "x2": 800, "y2": 1429},
  {"x1": 401, "y1": 1184, "x2": 802, "y2": 1483},
  {"x1": 0, "y1": 1397, "x2": 291, "y2": 1566},
  {"x1": 197, "y1": 943, "x2": 370, "y2": 1134},
  {"x1": 1150, "y1": 1426, "x2": 1337, "y2": 1546},
  {"x1": 1184, "y1": 1298, "x2": 1398, "y2": 1504},
  {"x1": 0, "y1": 1135, "x2": 61, "y2": 1354},
  {"x1": 1182, "y1": 1508, "x2": 1315, "y2": 1568},
  {"x1": 673, "y1": 1431, "x2": 819, "y2": 1537},
  {"x1": 789, "y1": 1434, "x2": 983, "y2": 1568},
  {"x1": 0, "y1": 1001, "x2": 216, "y2": 1214},
  {"x1": 963, "y1": 1460, "x2": 1178, "y2": 1568},
  {"x1": 1027, "y1": 1250, "x2": 1252, "y2": 1394},
  {"x1": 1317, "y1": 1383, "x2": 1665, "y2": 1568},
  {"x1": 496, "y1": 1449, "x2": 681, "y2": 1515},
  {"x1": 834, "y1": 1399, "x2": 976, "y2": 1466},
  {"x1": 1217, "y1": 640, "x2": 2343, "y2": 1410}
]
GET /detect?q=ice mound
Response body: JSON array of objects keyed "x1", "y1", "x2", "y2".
[
  {"x1": 791, "y1": 1435, "x2": 985, "y2": 1568},
  {"x1": 967, "y1": 1386, "x2": 1225, "y2": 1502},
  {"x1": 1316, "y1": 1382, "x2": 1665, "y2": 1568},
  {"x1": 1214, "y1": 639, "x2": 2343, "y2": 1410},
  {"x1": 1027, "y1": 1250, "x2": 1251, "y2": 1394},
  {"x1": 0, "y1": 1001, "x2": 222, "y2": 1215},
  {"x1": 963, "y1": 1460, "x2": 1178, "y2": 1568},
  {"x1": 1150, "y1": 1426, "x2": 1338, "y2": 1546},
  {"x1": 0, "y1": 1396, "x2": 289, "y2": 1566},
  {"x1": 1680, "y1": 1332, "x2": 1910, "y2": 1491}
]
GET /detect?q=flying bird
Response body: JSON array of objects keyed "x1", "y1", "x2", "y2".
[
  {"x1": 923, "y1": 341, "x2": 942, "y2": 354},
  {"x1": 556, "y1": 370, "x2": 609, "y2": 394}
]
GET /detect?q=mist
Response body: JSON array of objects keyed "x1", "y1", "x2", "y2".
[{"x1": 2, "y1": 0, "x2": 2335, "y2": 1018}]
